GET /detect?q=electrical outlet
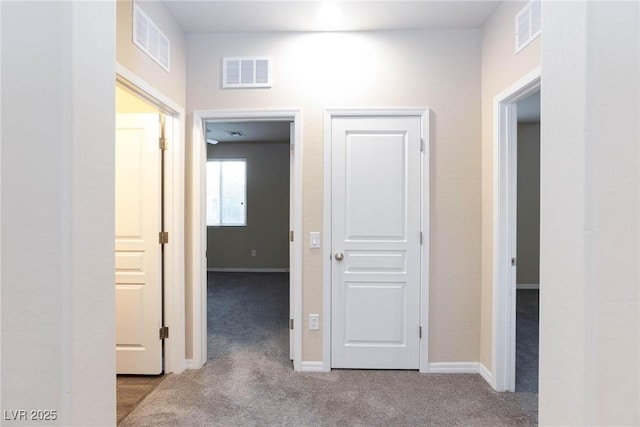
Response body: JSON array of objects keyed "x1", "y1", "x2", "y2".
[
  {"x1": 251, "y1": 249, "x2": 256, "y2": 257},
  {"x1": 309, "y1": 314, "x2": 320, "y2": 330}
]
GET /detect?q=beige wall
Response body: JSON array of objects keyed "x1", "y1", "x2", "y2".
[
  {"x1": 207, "y1": 142, "x2": 290, "y2": 269},
  {"x1": 116, "y1": 0, "x2": 186, "y2": 107},
  {"x1": 116, "y1": 84, "x2": 160, "y2": 114},
  {"x1": 479, "y1": 1, "x2": 540, "y2": 370},
  {"x1": 186, "y1": 30, "x2": 482, "y2": 362},
  {"x1": 516, "y1": 122, "x2": 540, "y2": 286}
]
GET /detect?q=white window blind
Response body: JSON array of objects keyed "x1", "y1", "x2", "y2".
[{"x1": 207, "y1": 160, "x2": 247, "y2": 226}]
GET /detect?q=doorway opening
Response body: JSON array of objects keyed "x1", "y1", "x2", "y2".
[
  {"x1": 492, "y1": 68, "x2": 541, "y2": 392},
  {"x1": 205, "y1": 121, "x2": 293, "y2": 365},
  {"x1": 190, "y1": 110, "x2": 303, "y2": 371},
  {"x1": 514, "y1": 90, "x2": 540, "y2": 393},
  {"x1": 115, "y1": 76, "x2": 185, "y2": 422}
]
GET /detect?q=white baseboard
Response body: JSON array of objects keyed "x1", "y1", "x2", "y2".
[
  {"x1": 517, "y1": 283, "x2": 539, "y2": 289},
  {"x1": 427, "y1": 362, "x2": 481, "y2": 374},
  {"x1": 427, "y1": 362, "x2": 494, "y2": 388},
  {"x1": 300, "y1": 361, "x2": 327, "y2": 372},
  {"x1": 207, "y1": 268, "x2": 289, "y2": 273},
  {"x1": 185, "y1": 359, "x2": 194, "y2": 370},
  {"x1": 479, "y1": 363, "x2": 493, "y2": 387}
]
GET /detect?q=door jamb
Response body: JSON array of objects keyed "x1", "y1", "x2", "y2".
[
  {"x1": 322, "y1": 108, "x2": 430, "y2": 372},
  {"x1": 492, "y1": 67, "x2": 541, "y2": 391},
  {"x1": 116, "y1": 63, "x2": 186, "y2": 374},
  {"x1": 190, "y1": 109, "x2": 303, "y2": 371}
]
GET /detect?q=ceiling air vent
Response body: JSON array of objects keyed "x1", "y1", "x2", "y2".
[
  {"x1": 515, "y1": 0, "x2": 541, "y2": 53},
  {"x1": 223, "y1": 57, "x2": 272, "y2": 88},
  {"x1": 133, "y1": 3, "x2": 170, "y2": 72}
]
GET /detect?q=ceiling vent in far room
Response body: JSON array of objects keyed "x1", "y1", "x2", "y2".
[
  {"x1": 515, "y1": 0, "x2": 541, "y2": 53},
  {"x1": 223, "y1": 57, "x2": 272, "y2": 88}
]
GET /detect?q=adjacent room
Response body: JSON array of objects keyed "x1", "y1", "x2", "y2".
[
  {"x1": 204, "y1": 121, "x2": 293, "y2": 366},
  {"x1": 515, "y1": 90, "x2": 541, "y2": 394}
]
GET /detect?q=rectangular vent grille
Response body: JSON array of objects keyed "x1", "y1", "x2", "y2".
[
  {"x1": 133, "y1": 3, "x2": 170, "y2": 72},
  {"x1": 223, "y1": 57, "x2": 272, "y2": 88},
  {"x1": 515, "y1": 0, "x2": 541, "y2": 53}
]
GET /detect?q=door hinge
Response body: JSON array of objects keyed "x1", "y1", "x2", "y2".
[
  {"x1": 159, "y1": 231, "x2": 169, "y2": 244},
  {"x1": 159, "y1": 137, "x2": 168, "y2": 151},
  {"x1": 290, "y1": 230, "x2": 294, "y2": 242},
  {"x1": 420, "y1": 138, "x2": 424, "y2": 152},
  {"x1": 419, "y1": 326, "x2": 422, "y2": 339},
  {"x1": 511, "y1": 257, "x2": 517, "y2": 266},
  {"x1": 159, "y1": 326, "x2": 169, "y2": 340},
  {"x1": 289, "y1": 319, "x2": 294, "y2": 330},
  {"x1": 420, "y1": 232, "x2": 423, "y2": 245}
]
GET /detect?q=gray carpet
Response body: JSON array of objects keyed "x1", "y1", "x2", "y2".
[
  {"x1": 516, "y1": 290, "x2": 539, "y2": 393},
  {"x1": 121, "y1": 272, "x2": 538, "y2": 426}
]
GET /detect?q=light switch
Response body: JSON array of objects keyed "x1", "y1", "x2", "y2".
[
  {"x1": 309, "y1": 314, "x2": 320, "y2": 330},
  {"x1": 309, "y1": 232, "x2": 320, "y2": 249}
]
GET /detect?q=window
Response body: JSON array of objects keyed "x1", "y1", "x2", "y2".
[{"x1": 206, "y1": 159, "x2": 247, "y2": 226}]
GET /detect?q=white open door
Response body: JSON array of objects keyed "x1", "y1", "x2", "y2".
[
  {"x1": 115, "y1": 113, "x2": 163, "y2": 374},
  {"x1": 330, "y1": 115, "x2": 422, "y2": 369}
]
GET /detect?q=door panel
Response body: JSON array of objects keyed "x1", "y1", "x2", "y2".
[
  {"x1": 331, "y1": 115, "x2": 421, "y2": 369},
  {"x1": 115, "y1": 113, "x2": 163, "y2": 374}
]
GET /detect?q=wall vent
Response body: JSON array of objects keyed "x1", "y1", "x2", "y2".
[
  {"x1": 133, "y1": 3, "x2": 170, "y2": 72},
  {"x1": 515, "y1": 0, "x2": 541, "y2": 53},
  {"x1": 223, "y1": 57, "x2": 272, "y2": 88}
]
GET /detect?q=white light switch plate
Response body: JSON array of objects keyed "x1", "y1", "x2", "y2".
[
  {"x1": 309, "y1": 314, "x2": 320, "y2": 330},
  {"x1": 309, "y1": 232, "x2": 320, "y2": 249}
]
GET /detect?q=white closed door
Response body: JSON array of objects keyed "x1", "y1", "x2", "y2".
[
  {"x1": 331, "y1": 115, "x2": 422, "y2": 369},
  {"x1": 115, "y1": 113, "x2": 163, "y2": 374}
]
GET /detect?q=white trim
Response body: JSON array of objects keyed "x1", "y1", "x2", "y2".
[
  {"x1": 191, "y1": 109, "x2": 303, "y2": 372},
  {"x1": 492, "y1": 67, "x2": 541, "y2": 392},
  {"x1": 426, "y1": 362, "x2": 493, "y2": 387},
  {"x1": 479, "y1": 363, "x2": 493, "y2": 385},
  {"x1": 115, "y1": 64, "x2": 186, "y2": 375},
  {"x1": 427, "y1": 362, "x2": 481, "y2": 374},
  {"x1": 185, "y1": 359, "x2": 194, "y2": 370},
  {"x1": 516, "y1": 283, "x2": 539, "y2": 290},
  {"x1": 207, "y1": 268, "x2": 289, "y2": 273},
  {"x1": 300, "y1": 361, "x2": 327, "y2": 372},
  {"x1": 419, "y1": 110, "x2": 431, "y2": 374},
  {"x1": 116, "y1": 64, "x2": 181, "y2": 114},
  {"x1": 323, "y1": 108, "x2": 430, "y2": 373}
]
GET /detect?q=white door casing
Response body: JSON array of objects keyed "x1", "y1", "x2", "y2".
[
  {"x1": 115, "y1": 113, "x2": 163, "y2": 374},
  {"x1": 289, "y1": 122, "x2": 295, "y2": 360},
  {"x1": 330, "y1": 114, "x2": 423, "y2": 369},
  {"x1": 190, "y1": 109, "x2": 303, "y2": 371},
  {"x1": 492, "y1": 67, "x2": 541, "y2": 391}
]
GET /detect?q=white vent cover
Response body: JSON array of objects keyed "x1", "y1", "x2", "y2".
[
  {"x1": 133, "y1": 3, "x2": 170, "y2": 72},
  {"x1": 223, "y1": 57, "x2": 272, "y2": 88},
  {"x1": 515, "y1": 0, "x2": 541, "y2": 53}
]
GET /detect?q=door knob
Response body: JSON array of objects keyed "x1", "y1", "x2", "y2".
[{"x1": 334, "y1": 252, "x2": 344, "y2": 261}]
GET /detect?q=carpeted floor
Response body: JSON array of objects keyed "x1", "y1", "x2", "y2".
[
  {"x1": 121, "y1": 272, "x2": 538, "y2": 426},
  {"x1": 515, "y1": 290, "x2": 539, "y2": 393}
]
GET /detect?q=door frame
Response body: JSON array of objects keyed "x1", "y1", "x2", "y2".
[
  {"x1": 322, "y1": 108, "x2": 430, "y2": 372},
  {"x1": 116, "y1": 63, "x2": 186, "y2": 374},
  {"x1": 190, "y1": 109, "x2": 303, "y2": 371},
  {"x1": 492, "y1": 67, "x2": 541, "y2": 391}
]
